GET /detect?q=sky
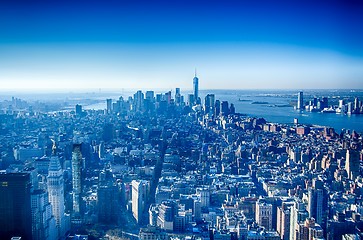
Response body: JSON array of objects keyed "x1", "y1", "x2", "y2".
[{"x1": 0, "y1": 0, "x2": 363, "y2": 91}]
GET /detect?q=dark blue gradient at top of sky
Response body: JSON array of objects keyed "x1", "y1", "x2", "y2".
[{"x1": 1, "y1": 0, "x2": 363, "y2": 56}]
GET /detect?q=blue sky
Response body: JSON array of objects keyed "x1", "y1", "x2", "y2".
[{"x1": 0, "y1": 0, "x2": 362, "y2": 91}]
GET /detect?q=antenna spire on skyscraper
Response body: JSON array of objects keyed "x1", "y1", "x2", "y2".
[{"x1": 193, "y1": 69, "x2": 199, "y2": 105}]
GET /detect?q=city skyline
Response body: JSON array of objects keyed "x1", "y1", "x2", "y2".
[
  {"x1": 1, "y1": 1, "x2": 363, "y2": 91},
  {"x1": 1, "y1": 83, "x2": 363, "y2": 239},
  {"x1": 1, "y1": 2, "x2": 363, "y2": 237}
]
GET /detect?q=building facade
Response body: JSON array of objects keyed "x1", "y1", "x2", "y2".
[
  {"x1": 47, "y1": 155, "x2": 66, "y2": 238},
  {"x1": 72, "y1": 144, "x2": 83, "y2": 216},
  {"x1": 132, "y1": 180, "x2": 150, "y2": 224},
  {"x1": 0, "y1": 173, "x2": 33, "y2": 240}
]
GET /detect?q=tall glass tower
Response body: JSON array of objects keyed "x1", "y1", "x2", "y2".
[
  {"x1": 0, "y1": 173, "x2": 32, "y2": 240},
  {"x1": 72, "y1": 144, "x2": 82, "y2": 215},
  {"x1": 297, "y1": 91, "x2": 303, "y2": 110},
  {"x1": 48, "y1": 154, "x2": 66, "y2": 238},
  {"x1": 193, "y1": 70, "x2": 199, "y2": 105}
]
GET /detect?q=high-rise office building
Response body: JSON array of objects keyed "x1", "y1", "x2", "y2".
[
  {"x1": 197, "y1": 188, "x2": 210, "y2": 208},
  {"x1": 31, "y1": 189, "x2": 57, "y2": 240},
  {"x1": 112, "y1": 101, "x2": 120, "y2": 113},
  {"x1": 72, "y1": 144, "x2": 82, "y2": 215},
  {"x1": 215, "y1": 100, "x2": 221, "y2": 116},
  {"x1": 297, "y1": 92, "x2": 304, "y2": 110},
  {"x1": 149, "y1": 204, "x2": 159, "y2": 226},
  {"x1": 106, "y1": 98, "x2": 112, "y2": 113},
  {"x1": 157, "y1": 200, "x2": 177, "y2": 231},
  {"x1": 323, "y1": 97, "x2": 328, "y2": 108},
  {"x1": 277, "y1": 201, "x2": 294, "y2": 240},
  {"x1": 193, "y1": 71, "x2": 199, "y2": 104},
  {"x1": 290, "y1": 200, "x2": 309, "y2": 240},
  {"x1": 347, "y1": 102, "x2": 353, "y2": 114},
  {"x1": 132, "y1": 180, "x2": 150, "y2": 224},
  {"x1": 345, "y1": 149, "x2": 360, "y2": 180},
  {"x1": 313, "y1": 97, "x2": 318, "y2": 107},
  {"x1": 187, "y1": 94, "x2": 195, "y2": 107},
  {"x1": 47, "y1": 155, "x2": 66, "y2": 238},
  {"x1": 354, "y1": 97, "x2": 361, "y2": 112},
  {"x1": 175, "y1": 88, "x2": 181, "y2": 105},
  {"x1": 230, "y1": 103, "x2": 235, "y2": 114},
  {"x1": 165, "y1": 91, "x2": 172, "y2": 105},
  {"x1": 307, "y1": 179, "x2": 324, "y2": 225},
  {"x1": 134, "y1": 90, "x2": 145, "y2": 112},
  {"x1": 75, "y1": 104, "x2": 82, "y2": 116},
  {"x1": 221, "y1": 101, "x2": 230, "y2": 116},
  {"x1": 146, "y1": 91, "x2": 155, "y2": 102},
  {"x1": 204, "y1": 94, "x2": 215, "y2": 115},
  {"x1": 339, "y1": 99, "x2": 345, "y2": 109},
  {"x1": 97, "y1": 184, "x2": 119, "y2": 224},
  {"x1": 97, "y1": 168, "x2": 119, "y2": 224},
  {"x1": 193, "y1": 200, "x2": 202, "y2": 221},
  {"x1": 0, "y1": 173, "x2": 32, "y2": 240}
]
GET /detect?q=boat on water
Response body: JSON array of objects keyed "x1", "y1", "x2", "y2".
[
  {"x1": 251, "y1": 101, "x2": 269, "y2": 105},
  {"x1": 238, "y1": 98, "x2": 252, "y2": 102},
  {"x1": 321, "y1": 107, "x2": 336, "y2": 113}
]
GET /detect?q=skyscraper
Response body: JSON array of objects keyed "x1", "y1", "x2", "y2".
[
  {"x1": 193, "y1": 71, "x2": 199, "y2": 105},
  {"x1": 187, "y1": 94, "x2": 195, "y2": 107},
  {"x1": 106, "y1": 98, "x2": 112, "y2": 113},
  {"x1": 215, "y1": 100, "x2": 221, "y2": 116},
  {"x1": 146, "y1": 91, "x2": 155, "y2": 101},
  {"x1": 0, "y1": 173, "x2": 32, "y2": 240},
  {"x1": 75, "y1": 104, "x2": 82, "y2": 116},
  {"x1": 31, "y1": 189, "x2": 57, "y2": 240},
  {"x1": 230, "y1": 103, "x2": 235, "y2": 114},
  {"x1": 132, "y1": 180, "x2": 150, "y2": 224},
  {"x1": 277, "y1": 201, "x2": 294, "y2": 240},
  {"x1": 221, "y1": 101, "x2": 230, "y2": 116},
  {"x1": 133, "y1": 90, "x2": 145, "y2": 112},
  {"x1": 47, "y1": 155, "x2": 66, "y2": 238},
  {"x1": 297, "y1": 92, "x2": 304, "y2": 110},
  {"x1": 290, "y1": 200, "x2": 309, "y2": 240},
  {"x1": 354, "y1": 97, "x2": 361, "y2": 113},
  {"x1": 149, "y1": 204, "x2": 159, "y2": 226},
  {"x1": 307, "y1": 179, "x2": 324, "y2": 225},
  {"x1": 204, "y1": 94, "x2": 215, "y2": 115},
  {"x1": 72, "y1": 144, "x2": 82, "y2": 216},
  {"x1": 197, "y1": 188, "x2": 210, "y2": 208},
  {"x1": 97, "y1": 184, "x2": 119, "y2": 224},
  {"x1": 345, "y1": 149, "x2": 360, "y2": 180},
  {"x1": 97, "y1": 167, "x2": 119, "y2": 224},
  {"x1": 157, "y1": 200, "x2": 177, "y2": 231},
  {"x1": 145, "y1": 91, "x2": 155, "y2": 112},
  {"x1": 175, "y1": 88, "x2": 181, "y2": 105},
  {"x1": 321, "y1": 97, "x2": 328, "y2": 109},
  {"x1": 165, "y1": 91, "x2": 172, "y2": 105}
]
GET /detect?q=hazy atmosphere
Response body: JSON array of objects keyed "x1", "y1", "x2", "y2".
[
  {"x1": 1, "y1": 0, "x2": 362, "y2": 90},
  {"x1": 2, "y1": 2, "x2": 363, "y2": 240}
]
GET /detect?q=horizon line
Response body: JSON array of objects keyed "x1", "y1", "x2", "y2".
[{"x1": 0, "y1": 88, "x2": 362, "y2": 95}]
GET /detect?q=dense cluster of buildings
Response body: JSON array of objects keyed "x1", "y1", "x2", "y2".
[
  {"x1": 296, "y1": 91, "x2": 363, "y2": 114},
  {"x1": 0, "y1": 76, "x2": 363, "y2": 240}
]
